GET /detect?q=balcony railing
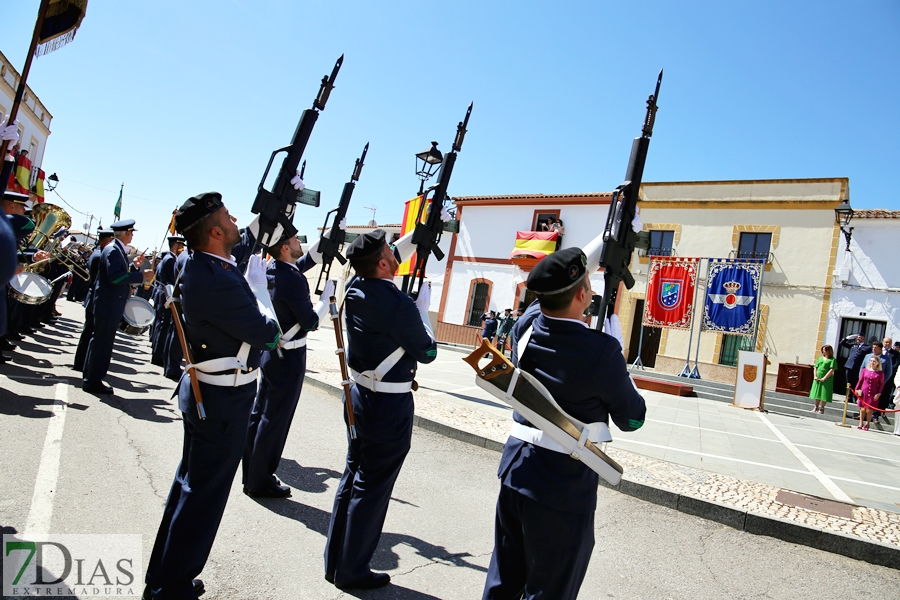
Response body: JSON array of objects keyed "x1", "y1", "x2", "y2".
[
  {"x1": 729, "y1": 250, "x2": 773, "y2": 264},
  {"x1": 639, "y1": 247, "x2": 675, "y2": 258}
]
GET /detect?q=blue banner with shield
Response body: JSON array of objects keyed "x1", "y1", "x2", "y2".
[{"x1": 702, "y1": 259, "x2": 763, "y2": 335}]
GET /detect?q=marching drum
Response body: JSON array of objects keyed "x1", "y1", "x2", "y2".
[
  {"x1": 8, "y1": 272, "x2": 53, "y2": 305},
  {"x1": 119, "y1": 297, "x2": 155, "y2": 336}
]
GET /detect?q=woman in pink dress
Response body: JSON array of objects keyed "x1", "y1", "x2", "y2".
[{"x1": 855, "y1": 356, "x2": 884, "y2": 430}]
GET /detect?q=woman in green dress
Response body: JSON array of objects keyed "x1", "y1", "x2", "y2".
[{"x1": 809, "y1": 344, "x2": 836, "y2": 413}]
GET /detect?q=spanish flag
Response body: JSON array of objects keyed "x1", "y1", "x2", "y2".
[
  {"x1": 509, "y1": 231, "x2": 558, "y2": 260},
  {"x1": 167, "y1": 209, "x2": 177, "y2": 234},
  {"x1": 33, "y1": 169, "x2": 46, "y2": 203},
  {"x1": 397, "y1": 195, "x2": 427, "y2": 277}
]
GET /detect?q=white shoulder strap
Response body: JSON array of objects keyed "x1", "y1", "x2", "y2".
[{"x1": 516, "y1": 324, "x2": 533, "y2": 362}]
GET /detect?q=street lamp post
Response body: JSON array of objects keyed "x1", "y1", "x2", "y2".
[
  {"x1": 834, "y1": 198, "x2": 854, "y2": 251},
  {"x1": 46, "y1": 172, "x2": 59, "y2": 192},
  {"x1": 415, "y1": 141, "x2": 443, "y2": 195}
]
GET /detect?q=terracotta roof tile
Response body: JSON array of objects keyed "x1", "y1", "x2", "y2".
[
  {"x1": 853, "y1": 210, "x2": 900, "y2": 219},
  {"x1": 452, "y1": 192, "x2": 613, "y2": 202}
]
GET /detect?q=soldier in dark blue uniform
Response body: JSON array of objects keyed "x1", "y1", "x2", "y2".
[
  {"x1": 150, "y1": 236, "x2": 185, "y2": 368},
  {"x1": 324, "y1": 230, "x2": 437, "y2": 590},
  {"x1": 242, "y1": 232, "x2": 332, "y2": 497},
  {"x1": 158, "y1": 248, "x2": 191, "y2": 382},
  {"x1": 0, "y1": 199, "x2": 22, "y2": 360},
  {"x1": 73, "y1": 228, "x2": 115, "y2": 372},
  {"x1": 144, "y1": 192, "x2": 280, "y2": 600},
  {"x1": 82, "y1": 220, "x2": 154, "y2": 394},
  {"x1": 482, "y1": 247, "x2": 646, "y2": 600}
]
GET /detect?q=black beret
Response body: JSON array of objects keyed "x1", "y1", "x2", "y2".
[
  {"x1": 110, "y1": 219, "x2": 137, "y2": 232},
  {"x1": 7, "y1": 214, "x2": 34, "y2": 241},
  {"x1": 346, "y1": 229, "x2": 387, "y2": 263},
  {"x1": 526, "y1": 247, "x2": 587, "y2": 295},
  {"x1": 175, "y1": 192, "x2": 223, "y2": 234}
]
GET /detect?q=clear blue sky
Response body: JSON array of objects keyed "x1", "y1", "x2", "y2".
[{"x1": 4, "y1": 1, "x2": 898, "y2": 251}]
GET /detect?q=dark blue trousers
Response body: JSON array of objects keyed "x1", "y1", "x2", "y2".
[
  {"x1": 324, "y1": 386, "x2": 414, "y2": 585},
  {"x1": 163, "y1": 325, "x2": 184, "y2": 382},
  {"x1": 83, "y1": 313, "x2": 120, "y2": 387},
  {"x1": 151, "y1": 312, "x2": 171, "y2": 367},
  {"x1": 242, "y1": 346, "x2": 306, "y2": 491},
  {"x1": 145, "y1": 391, "x2": 253, "y2": 599},
  {"x1": 482, "y1": 485, "x2": 594, "y2": 600},
  {"x1": 73, "y1": 308, "x2": 94, "y2": 371}
]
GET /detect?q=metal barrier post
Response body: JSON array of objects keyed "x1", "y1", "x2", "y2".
[{"x1": 836, "y1": 383, "x2": 851, "y2": 428}]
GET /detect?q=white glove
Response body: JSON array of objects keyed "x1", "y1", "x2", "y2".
[
  {"x1": 306, "y1": 236, "x2": 324, "y2": 264},
  {"x1": 338, "y1": 217, "x2": 347, "y2": 230},
  {"x1": 245, "y1": 254, "x2": 268, "y2": 289},
  {"x1": 604, "y1": 314, "x2": 625, "y2": 353},
  {"x1": 290, "y1": 173, "x2": 305, "y2": 191},
  {"x1": 440, "y1": 206, "x2": 452, "y2": 222},
  {"x1": 415, "y1": 281, "x2": 431, "y2": 313},
  {"x1": 320, "y1": 278, "x2": 336, "y2": 301},
  {"x1": 415, "y1": 282, "x2": 435, "y2": 340},
  {"x1": 631, "y1": 207, "x2": 642, "y2": 233},
  {"x1": 248, "y1": 214, "x2": 285, "y2": 248},
  {"x1": 0, "y1": 115, "x2": 18, "y2": 144},
  {"x1": 313, "y1": 279, "x2": 337, "y2": 322}
]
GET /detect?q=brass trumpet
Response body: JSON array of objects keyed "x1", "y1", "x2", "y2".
[{"x1": 27, "y1": 244, "x2": 91, "y2": 281}]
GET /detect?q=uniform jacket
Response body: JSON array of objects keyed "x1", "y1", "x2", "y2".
[
  {"x1": 177, "y1": 251, "x2": 281, "y2": 418},
  {"x1": 841, "y1": 339, "x2": 872, "y2": 372},
  {"x1": 0, "y1": 211, "x2": 16, "y2": 338},
  {"x1": 267, "y1": 255, "x2": 318, "y2": 343},
  {"x1": 92, "y1": 239, "x2": 144, "y2": 317},
  {"x1": 498, "y1": 301, "x2": 646, "y2": 513},
  {"x1": 345, "y1": 278, "x2": 437, "y2": 383}
]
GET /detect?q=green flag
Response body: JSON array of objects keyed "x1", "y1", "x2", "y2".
[{"x1": 114, "y1": 183, "x2": 122, "y2": 221}]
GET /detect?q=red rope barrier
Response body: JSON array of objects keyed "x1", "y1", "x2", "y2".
[{"x1": 848, "y1": 387, "x2": 900, "y2": 413}]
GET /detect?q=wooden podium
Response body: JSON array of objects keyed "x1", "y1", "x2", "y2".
[{"x1": 775, "y1": 363, "x2": 814, "y2": 397}]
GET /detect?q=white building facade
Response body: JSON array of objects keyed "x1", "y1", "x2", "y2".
[
  {"x1": 825, "y1": 210, "x2": 900, "y2": 391},
  {"x1": 0, "y1": 50, "x2": 53, "y2": 170}
]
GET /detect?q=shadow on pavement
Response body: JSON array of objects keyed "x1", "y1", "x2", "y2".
[
  {"x1": 276, "y1": 459, "x2": 341, "y2": 494},
  {"x1": 255, "y1": 497, "x2": 487, "y2": 585},
  {"x1": 96, "y1": 393, "x2": 178, "y2": 424}
]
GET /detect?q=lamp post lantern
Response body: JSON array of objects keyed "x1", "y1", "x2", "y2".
[
  {"x1": 834, "y1": 199, "x2": 854, "y2": 251},
  {"x1": 414, "y1": 141, "x2": 443, "y2": 195},
  {"x1": 46, "y1": 172, "x2": 59, "y2": 192}
]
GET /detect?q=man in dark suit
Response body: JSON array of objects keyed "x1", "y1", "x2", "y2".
[
  {"x1": 144, "y1": 192, "x2": 281, "y2": 600},
  {"x1": 73, "y1": 228, "x2": 114, "y2": 372},
  {"x1": 242, "y1": 233, "x2": 332, "y2": 497},
  {"x1": 482, "y1": 248, "x2": 646, "y2": 600},
  {"x1": 841, "y1": 333, "x2": 871, "y2": 391},
  {"x1": 82, "y1": 219, "x2": 153, "y2": 394},
  {"x1": 324, "y1": 230, "x2": 437, "y2": 590}
]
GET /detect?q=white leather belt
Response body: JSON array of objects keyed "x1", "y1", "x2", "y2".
[
  {"x1": 187, "y1": 342, "x2": 258, "y2": 387},
  {"x1": 281, "y1": 337, "x2": 307, "y2": 350},
  {"x1": 350, "y1": 369, "x2": 414, "y2": 394},
  {"x1": 194, "y1": 369, "x2": 258, "y2": 387},
  {"x1": 509, "y1": 421, "x2": 612, "y2": 456}
]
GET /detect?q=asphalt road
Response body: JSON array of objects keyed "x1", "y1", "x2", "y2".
[{"x1": 1, "y1": 301, "x2": 899, "y2": 599}]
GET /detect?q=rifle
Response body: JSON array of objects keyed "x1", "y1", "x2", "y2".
[
  {"x1": 314, "y1": 142, "x2": 368, "y2": 294},
  {"x1": 165, "y1": 285, "x2": 206, "y2": 420},
  {"x1": 250, "y1": 55, "x2": 343, "y2": 250},
  {"x1": 329, "y1": 295, "x2": 357, "y2": 440},
  {"x1": 401, "y1": 103, "x2": 473, "y2": 298},
  {"x1": 594, "y1": 71, "x2": 662, "y2": 333}
]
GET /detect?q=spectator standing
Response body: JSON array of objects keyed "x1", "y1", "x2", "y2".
[
  {"x1": 840, "y1": 333, "x2": 871, "y2": 391},
  {"x1": 495, "y1": 309, "x2": 515, "y2": 354},
  {"x1": 480, "y1": 310, "x2": 498, "y2": 346},
  {"x1": 809, "y1": 345, "x2": 836, "y2": 414},
  {"x1": 856, "y1": 356, "x2": 884, "y2": 431},
  {"x1": 861, "y1": 341, "x2": 893, "y2": 425}
]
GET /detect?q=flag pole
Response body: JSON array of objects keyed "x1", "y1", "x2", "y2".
[
  {"x1": 0, "y1": 0, "x2": 52, "y2": 196},
  {"x1": 631, "y1": 257, "x2": 652, "y2": 370},
  {"x1": 689, "y1": 258, "x2": 707, "y2": 379},
  {"x1": 679, "y1": 257, "x2": 703, "y2": 377}
]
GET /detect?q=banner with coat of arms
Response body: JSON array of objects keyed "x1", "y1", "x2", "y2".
[
  {"x1": 702, "y1": 259, "x2": 763, "y2": 335},
  {"x1": 643, "y1": 257, "x2": 700, "y2": 329}
]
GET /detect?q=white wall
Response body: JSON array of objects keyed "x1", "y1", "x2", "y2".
[{"x1": 826, "y1": 217, "x2": 900, "y2": 348}]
